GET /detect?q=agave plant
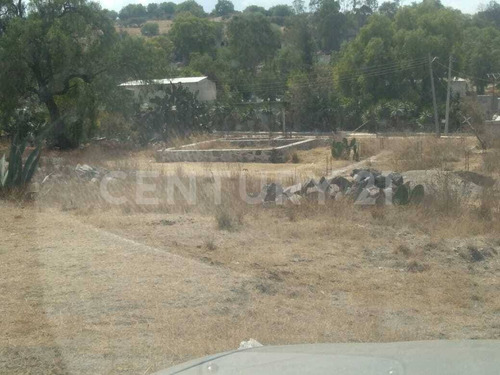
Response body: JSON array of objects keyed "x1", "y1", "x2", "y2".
[{"x1": 0, "y1": 134, "x2": 41, "y2": 192}]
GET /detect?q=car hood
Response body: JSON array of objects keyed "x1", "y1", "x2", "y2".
[{"x1": 153, "y1": 340, "x2": 500, "y2": 375}]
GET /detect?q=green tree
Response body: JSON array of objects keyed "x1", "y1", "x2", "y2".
[
  {"x1": 378, "y1": 0, "x2": 399, "y2": 19},
  {"x1": 311, "y1": 0, "x2": 348, "y2": 52},
  {"x1": 141, "y1": 22, "x2": 160, "y2": 36},
  {"x1": 293, "y1": 0, "x2": 306, "y2": 13},
  {"x1": 175, "y1": 0, "x2": 206, "y2": 17},
  {"x1": 284, "y1": 13, "x2": 316, "y2": 68},
  {"x1": 0, "y1": 0, "x2": 170, "y2": 148},
  {"x1": 102, "y1": 9, "x2": 118, "y2": 20},
  {"x1": 269, "y1": 4, "x2": 295, "y2": 17},
  {"x1": 213, "y1": 0, "x2": 234, "y2": 16},
  {"x1": 227, "y1": 13, "x2": 281, "y2": 71},
  {"x1": 287, "y1": 67, "x2": 340, "y2": 131},
  {"x1": 135, "y1": 84, "x2": 211, "y2": 143},
  {"x1": 170, "y1": 13, "x2": 218, "y2": 62},
  {"x1": 476, "y1": 1, "x2": 500, "y2": 29},
  {"x1": 159, "y1": 2, "x2": 176, "y2": 18},
  {"x1": 119, "y1": 3, "x2": 147, "y2": 19},
  {"x1": 147, "y1": 3, "x2": 160, "y2": 18},
  {"x1": 463, "y1": 26, "x2": 500, "y2": 93},
  {"x1": 0, "y1": 0, "x2": 119, "y2": 148},
  {"x1": 269, "y1": 4, "x2": 295, "y2": 25},
  {"x1": 0, "y1": 0, "x2": 25, "y2": 34},
  {"x1": 243, "y1": 5, "x2": 267, "y2": 15}
]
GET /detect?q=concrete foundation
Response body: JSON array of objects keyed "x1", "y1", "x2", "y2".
[{"x1": 156, "y1": 137, "x2": 327, "y2": 163}]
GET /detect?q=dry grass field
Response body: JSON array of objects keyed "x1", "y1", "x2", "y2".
[
  {"x1": 115, "y1": 20, "x2": 174, "y2": 37},
  {"x1": 1, "y1": 135, "x2": 500, "y2": 374}
]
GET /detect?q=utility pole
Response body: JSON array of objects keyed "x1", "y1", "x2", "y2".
[
  {"x1": 428, "y1": 53, "x2": 440, "y2": 137},
  {"x1": 444, "y1": 55, "x2": 453, "y2": 135},
  {"x1": 281, "y1": 107, "x2": 286, "y2": 137}
]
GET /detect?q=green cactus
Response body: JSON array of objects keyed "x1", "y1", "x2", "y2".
[
  {"x1": 393, "y1": 184, "x2": 410, "y2": 205},
  {"x1": 409, "y1": 184, "x2": 425, "y2": 204},
  {"x1": 331, "y1": 141, "x2": 345, "y2": 159},
  {"x1": 331, "y1": 138, "x2": 359, "y2": 160},
  {"x1": 393, "y1": 183, "x2": 425, "y2": 205}
]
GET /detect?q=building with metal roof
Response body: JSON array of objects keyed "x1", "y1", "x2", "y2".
[{"x1": 120, "y1": 76, "x2": 216, "y2": 102}]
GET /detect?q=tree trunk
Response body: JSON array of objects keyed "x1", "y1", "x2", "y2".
[{"x1": 44, "y1": 96, "x2": 73, "y2": 149}]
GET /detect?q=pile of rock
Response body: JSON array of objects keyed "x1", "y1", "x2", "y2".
[{"x1": 262, "y1": 168, "x2": 411, "y2": 206}]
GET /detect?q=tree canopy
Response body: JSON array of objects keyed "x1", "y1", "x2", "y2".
[
  {"x1": 213, "y1": 0, "x2": 234, "y2": 16},
  {"x1": 3, "y1": 0, "x2": 500, "y2": 145}
]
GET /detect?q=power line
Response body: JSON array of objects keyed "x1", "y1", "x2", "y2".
[
  {"x1": 203, "y1": 56, "x2": 428, "y2": 89},
  {"x1": 205, "y1": 58, "x2": 428, "y2": 94},
  {"x1": 434, "y1": 60, "x2": 491, "y2": 84}
]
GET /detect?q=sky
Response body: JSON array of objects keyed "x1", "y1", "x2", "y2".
[{"x1": 98, "y1": 0, "x2": 484, "y2": 15}]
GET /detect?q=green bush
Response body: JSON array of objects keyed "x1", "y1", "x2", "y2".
[{"x1": 141, "y1": 22, "x2": 160, "y2": 36}]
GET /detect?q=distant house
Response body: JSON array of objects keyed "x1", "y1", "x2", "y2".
[
  {"x1": 119, "y1": 76, "x2": 217, "y2": 102},
  {"x1": 449, "y1": 77, "x2": 468, "y2": 97}
]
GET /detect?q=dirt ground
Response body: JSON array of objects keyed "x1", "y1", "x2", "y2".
[{"x1": 1, "y1": 135, "x2": 500, "y2": 374}]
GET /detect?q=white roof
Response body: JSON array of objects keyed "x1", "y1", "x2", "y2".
[{"x1": 120, "y1": 76, "x2": 208, "y2": 87}]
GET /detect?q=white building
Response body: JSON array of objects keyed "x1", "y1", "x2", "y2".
[
  {"x1": 450, "y1": 77, "x2": 468, "y2": 97},
  {"x1": 120, "y1": 76, "x2": 217, "y2": 102}
]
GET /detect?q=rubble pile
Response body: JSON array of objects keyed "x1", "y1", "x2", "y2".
[{"x1": 262, "y1": 168, "x2": 420, "y2": 206}]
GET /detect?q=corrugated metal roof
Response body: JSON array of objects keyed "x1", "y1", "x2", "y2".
[{"x1": 120, "y1": 76, "x2": 208, "y2": 87}]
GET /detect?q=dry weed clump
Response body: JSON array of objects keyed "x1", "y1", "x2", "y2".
[
  {"x1": 482, "y1": 148, "x2": 500, "y2": 173},
  {"x1": 389, "y1": 137, "x2": 468, "y2": 171},
  {"x1": 357, "y1": 137, "x2": 383, "y2": 159},
  {"x1": 215, "y1": 204, "x2": 244, "y2": 231},
  {"x1": 204, "y1": 237, "x2": 218, "y2": 250}
]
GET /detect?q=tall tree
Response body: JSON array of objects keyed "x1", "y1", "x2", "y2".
[
  {"x1": 170, "y1": 13, "x2": 218, "y2": 62},
  {"x1": 159, "y1": 2, "x2": 176, "y2": 18},
  {"x1": 213, "y1": 0, "x2": 234, "y2": 16},
  {"x1": 284, "y1": 13, "x2": 316, "y2": 68},
  {"x1": 463, "y1": 26, "x2": 500, "y2": 93},
  {"x1": 227, "y1": 13, "x2": 281, "y2": 71},
  {"x1": 243, "y1": 5, "x2": 267, "y2": 14},
  {"x1": 311, "y1": 0, "x2": 348, "y2": 53},
  {"x1": 119, "y1": 3, "x2": 147, "y2": 19},
  {"x1": 476, "y1": 1, "x2": 500, "y2": 28},
  {"x1": 0, "y1": 0, "x2": 168, "y2": 147},
  {"x1": 175, "y1": 0, "x2": 206, "y2": 17}
]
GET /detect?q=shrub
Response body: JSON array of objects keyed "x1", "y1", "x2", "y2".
[{"x1": 141, "y1": 22, "x2": 160, "y2": 36}]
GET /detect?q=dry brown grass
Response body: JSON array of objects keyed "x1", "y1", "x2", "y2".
[
  {"x1": 115, "y1": 19, "x2": 173, "y2": 36},
  {"x1": 388, "y1": 136, "x2": 472, "y2": 172},
  {"x1": 2, "y1": 135, "x2": 500, "y2": 374},
  {"x1": 482, "y1": 148, "x2": 500, "y2": 174}
]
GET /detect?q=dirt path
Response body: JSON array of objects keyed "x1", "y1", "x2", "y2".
[{"x1": 0, "y1": 203, "x2": 249, "y2": 374}]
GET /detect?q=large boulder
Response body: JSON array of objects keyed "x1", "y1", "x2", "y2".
[{"x1": 328, "y1": 176, "x2": 352, "y2": 192}]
